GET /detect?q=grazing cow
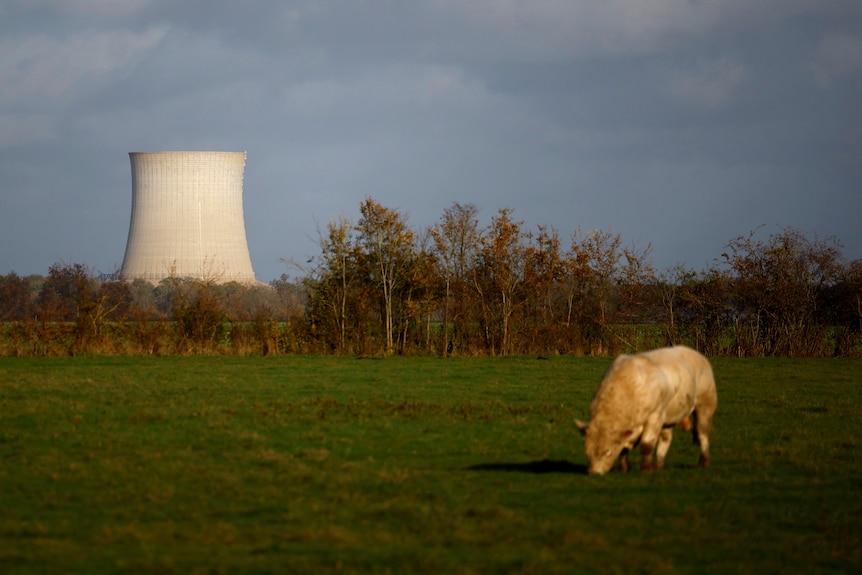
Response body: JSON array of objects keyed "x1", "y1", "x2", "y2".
[{"x1": 575, "y1": 345, "x2": 717, "y2": 475}]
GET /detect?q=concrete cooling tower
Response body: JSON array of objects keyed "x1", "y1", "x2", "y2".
[{"x1": 120, "y1": 151, "x2": 257, "y2": 284}]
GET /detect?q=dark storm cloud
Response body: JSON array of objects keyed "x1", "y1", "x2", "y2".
[{"x1": 1, "y1": 0, "x2": 860, "y2": 281}]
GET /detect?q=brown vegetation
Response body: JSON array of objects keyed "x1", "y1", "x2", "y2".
[{"x1": 1, "y1": 202, "x2": 859, "y2": 357}]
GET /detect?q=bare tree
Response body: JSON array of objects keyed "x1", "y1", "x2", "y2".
[
  {"x1": 722, "y1": 227, "x2": 843, "y2": 356},
  {"x1": 474, "y1": 208, "x2": 528, "y2": 356},
  {"x1": 568, "y1": 228, "x2": 623, "y2": 354},
  {"x1": 356, "y1": 198, "x2": 414, "y2": 354},
  {"x1": 317, "y1": 217, "x2": 359, "y2": 351},
  {"x1": 0, "y1": 273, "x2": 36, "y2": 321},
  {"x1": 431, "y1": 202, "x2": 480, "y2": 355},
  {"x1": 400, "y1": 228, "x2": 439, "y2": 354},
  {"x1": 522, "y1": 225, "x2": 565, "y2": 352}
]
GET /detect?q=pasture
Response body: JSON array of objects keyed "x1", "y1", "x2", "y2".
[{"x1": 0, "y1": 355, "x2": 860, "y2": 574}]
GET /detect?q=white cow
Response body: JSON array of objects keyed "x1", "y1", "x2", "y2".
[{"x1": 575, "y1": 345, "x2": 717, "y2": 475}]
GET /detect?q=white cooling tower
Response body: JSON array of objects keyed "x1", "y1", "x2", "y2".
[{"x1": 120, "y1": 151, "x2": 257, "y2": 284}]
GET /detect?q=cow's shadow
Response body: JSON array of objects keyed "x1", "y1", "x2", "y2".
[{"x1": 465, "y1": 458, "x2": 588, "y2": 475}]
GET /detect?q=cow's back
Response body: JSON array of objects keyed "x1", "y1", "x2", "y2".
[
  {"x1": 589, "y1": 353, "x2": 673, "y2": 429},
  {"x1": 591, "y1": 346, "x2": 715, "y2": 425},
  {"x1": 642, "y1": 345, "x2": 717, "y2": 424}
]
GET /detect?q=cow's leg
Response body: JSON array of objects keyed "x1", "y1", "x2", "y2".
[
  {"x1": 639, "y1": 421, "x2": 662, "y2": 472},
  {"x1": 618, "y1": 448, "x2": 630, "y2": 473},
  {"x1": 639, "y1": 442, "x2": 654, "y2": 472},
  {"x1": 692, "y1": 409, "x2": 714, "y2": 468},
  {"x1": 655, "y1": 427, "x2": 673, "y2": 470}
]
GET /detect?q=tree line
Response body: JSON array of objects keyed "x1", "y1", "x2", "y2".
[{"x1": 1, "y1": 198, "x2": 860, "y2": 357}]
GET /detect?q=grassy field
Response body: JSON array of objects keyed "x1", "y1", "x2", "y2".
[{"x1": 0, "y1": 355, "x2": 860, "y2": 574}]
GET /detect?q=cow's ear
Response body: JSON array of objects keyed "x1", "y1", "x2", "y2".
[{"x1": 575, "y1": 420, "x2": 589, "y2": 436}]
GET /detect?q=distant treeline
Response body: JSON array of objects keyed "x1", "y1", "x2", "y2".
[{"x1": 2, "y1": 199, "x2": 860, "y2": 357}]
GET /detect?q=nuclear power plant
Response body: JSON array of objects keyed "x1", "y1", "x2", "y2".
[{"x1": 119, "y1": 151, "x2": 257, "y2": 284}]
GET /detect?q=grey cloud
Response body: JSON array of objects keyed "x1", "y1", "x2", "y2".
[{"x1": 1, "y1": 1, "x2": 860, "y2": 282}]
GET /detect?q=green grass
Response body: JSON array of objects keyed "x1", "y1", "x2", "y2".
[{"x1": 0, "y1": 355, "x2": 860, "y2": 574}]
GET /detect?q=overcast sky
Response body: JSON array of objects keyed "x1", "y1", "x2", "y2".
[{"x1": 2, "y1": 0, "x2": 860, "y2": 283}]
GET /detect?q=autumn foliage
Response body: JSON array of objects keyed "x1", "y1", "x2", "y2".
[{"x1": 1, "y1": 201, "x2": 860, "y2": 357}]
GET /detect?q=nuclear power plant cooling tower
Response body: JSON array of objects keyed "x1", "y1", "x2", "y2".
[{"x1": 120, "y1": 151, "x2": 257, "y2": 284}]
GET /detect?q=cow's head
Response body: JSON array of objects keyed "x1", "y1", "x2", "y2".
[{"x1": 576, "y1": 419, "x2": 634, "y2": 475}]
